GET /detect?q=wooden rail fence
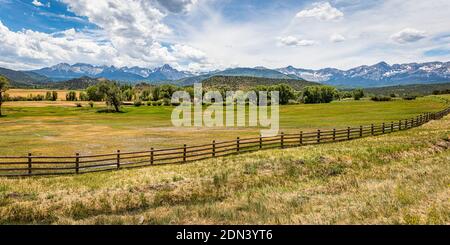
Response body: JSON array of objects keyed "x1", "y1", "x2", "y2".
[{"x1": 1, "y1": 107, "x2": 449, "y2": 177}]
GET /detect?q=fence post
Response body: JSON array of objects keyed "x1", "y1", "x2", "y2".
[
  {"x1": 399, "y1": 120, "x2": 401, "y2": 130},
  {"x1": 75, "y1": 153, "x2": 79, "y2": 174},
  {"x1": 212, "y1": 140, "x2": 216, "y2": 157},
  {"x1": 299, "y1": 131, "x2": 303, "y2": 145},
  {"x1": 116, "y1": 150, "x2": 120, "y2": 169},
  {"x1": 281, "y1": 132, "x2": 285, "y2": 148},
  {"x1": 183, "y1": 144, "x2": 187, "y2": 162},
  {"x1": 411, "y1": 118, "x2": 414, "y2": 127},
  {"x1": 28, "y1": 153, "x2": 32, "y2": 175},
  {"x1": 237, "y1": 137, "x2": 240, "y2": 152},
  {"x1": 150, "y1": 148, "x2": 154, "y2": 165},
  {"x1": 371, "y1": 124, "x2": 374, "y2": 135},
  {"x1": 359, "y1": 126, "x2": 363, "y2": 137},
  {"x1": 391, "y1": 122, "x2": 394, "y2": 132},
  {"x1": 347, "y1": 127, "x2": 350, "y2": 140},
  {"x1": 317, "y1": 129, "x2": 321, "y2": 143},
  {"x1": 382, "y1": 123, "x2": 385, "y2": 134},
  {"x1": 333, "y1": 129, "x2": 336, "y2": 141},
  {"x1": 259, "y1": 134, "x2": 263, "y2": 149}
]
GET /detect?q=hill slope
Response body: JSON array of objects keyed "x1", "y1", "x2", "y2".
[
  {"x1": 0, "y1": 67, "x2": 49, "y2": 87},
  {"x1": 200, "y1": 75, "x2": 320, "y2": 90},
  {"x1": 363, "y1": 82, "x2": 450, "y2": 96}
]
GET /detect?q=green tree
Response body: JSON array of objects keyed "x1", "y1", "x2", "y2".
[
  {"x1": 0, "y1": 76, "x2": 10, "y2": 116},
  {"x1": 96, "y1": 80, "x2": 123, "y2": 112},
  {"x1": 303, "y1": 85, "x2": 337, "y2": 104},
  {"x1": 79, "y1": 92, "x2": 89, "y2": 101},
  {"x1": 123, "y1": 88, "x2": 134, "y2": 101},
  {"x1": 86, "y1": 86, "x2": 103, "y2": 101},
  {"x1": 270, "y1": 84, "x2": 296, "y2": 105},
  {"x1": 151, "y1": 86, "x2": 161, "y2": 101},
  {"x1": 159, "y1": 84, "x2": 178, "y2": 99},
  {"x1": 45, "y1": 91, "x2": 58, "y2": 101},
  {"x1": 352, "y1": 89, "x2": 364, "y2": 100},
  {"x1": 66, "y1": 91, "x2": 77, "y2": 101}
]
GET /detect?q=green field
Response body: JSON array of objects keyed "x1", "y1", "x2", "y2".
[
  {"x1": 0, "y1": 96, "x2": 448, "y2": 156},
  {"x1": 0, "y1": 96, "x2": 449, "y2": 224}
]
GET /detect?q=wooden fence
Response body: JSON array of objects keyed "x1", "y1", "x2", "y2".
[{"x1": 1, "y1": 107, "x2": 449, "y2": 177}]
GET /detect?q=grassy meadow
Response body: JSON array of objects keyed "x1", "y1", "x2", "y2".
[
  {"x1": 0, "y1": 95, "x2": 448, "y2": 156},
  {"x1": 0, "y1": 98, "x2": 448, "y2": 224}
]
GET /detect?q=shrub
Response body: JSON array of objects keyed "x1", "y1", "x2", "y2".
[
  {"x1": 370, "y1": 96, "x2": 392, "y2": 102},
  {"x1": 133, "y1": 100, "x2": 142, "y2": 107},
  {"x1": 402, "y1": 95, "x2": 417, "y2": 100},
  {"x1": 162, "y1": 98, "x2": 171, "y2": 106},
  {"x1": 352, "y1": 89, "x2": 364, "y2": 100},
  {"x1": 75, "y1": 103, "x2": 82, "y2": 107},
  {"x1": 88, "y1": 101, "x2": 94, "y2": 108}
]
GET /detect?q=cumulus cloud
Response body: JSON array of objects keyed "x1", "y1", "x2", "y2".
[
  {"x1": 278, "y1": 36, "x2": 316, "y2": 47},
  {"x1": 296, "y1": 2, "x2": 343, "y2": 21},
  {"x1": 330, "y1": 34, "x2": 346, "y2": 43},
  {"x1": 0, "y1": 21, "x2": 118, "y2": 69},
  {"x1": 155, "y1": 0, "x2": 198, "y2": 13},
  {"x1": 391, "y1": 28, "x2": 427, "y2": 44},
  {"x1": 171, "y1": 44, "x2": 207, "y2": 63}
]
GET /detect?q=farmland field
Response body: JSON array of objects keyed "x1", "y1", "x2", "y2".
[
  {"x1": 5, "y1": 89, "x2": 83, "y2": 101},
  {"x1": 0, "y1": 95, "x2": 449, "y2": 224},
  {"x1": 0, "y1": 95, "x2": 448, "y2": 156}
]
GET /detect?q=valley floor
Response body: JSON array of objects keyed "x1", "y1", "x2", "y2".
[
  {"x1": 0, "y1": 111, "x2": 449, "y2": 224},
  {"x1": 1, "y1": 96, "x2": 448, "y2": 156}
]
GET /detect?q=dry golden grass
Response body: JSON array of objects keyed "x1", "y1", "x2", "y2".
[
  {"x1": 5, "y1": 89, "x2": 82, "y2": 101},
  {"x1": 0, "y1": 114, "x2": 448, "y2": 224}
]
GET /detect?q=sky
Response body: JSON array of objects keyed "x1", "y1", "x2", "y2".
[{"x1": 0, "y1": 0, "x2": 449, "y2": 71}]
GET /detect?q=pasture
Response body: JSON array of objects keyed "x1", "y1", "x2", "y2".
[
  {"x1": 0, "y1": 97, "x2": 448, "y2": 224},
  {"x1": 0, "y1": 95, "x2": 448, "y2": 156}
]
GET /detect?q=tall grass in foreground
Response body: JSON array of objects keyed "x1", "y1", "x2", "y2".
[{"x1": 0, "y1": 113, "x2": 449, "y2": 224}]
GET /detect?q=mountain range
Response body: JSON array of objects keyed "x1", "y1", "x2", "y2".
[
  {"x1": 0, "y1": 61, "x2": 449, "y2": 88},
  {"x1": 276, "y1": 61, "x2": 450, "y2": 87}
]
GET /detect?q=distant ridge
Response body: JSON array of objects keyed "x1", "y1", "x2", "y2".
[{"x1": 200, "y1": 75, "x2": 318, "y2": 90}]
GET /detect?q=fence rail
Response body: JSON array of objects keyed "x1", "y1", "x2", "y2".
[{"x1": 1, "y1": 107, "x2": 449, "y2": 177}]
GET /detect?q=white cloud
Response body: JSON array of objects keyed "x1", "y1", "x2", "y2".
[
  {"x1": 31, "y1": 0, "x2": 43, "y2": 7},
  {"x1": 330, "y1": 34, "x2": 346, "y2": 43},
  {"x1": 296, "y1": 2, "x2": 344, "y2": 21},
  {"x1": 391, "y1": 28, "x2": 427, "y2": 44},
  {"x1": 155, "y1": 0, "x2": 198, "y2": 13},
  {"x1": 171, "y1": 44, "x2": 207, "y2": 63},
  {"x1": 32, "y1": 0, "x2": 49, "y2": 7},
  {"x1": 1, "y1": 0, "x2": 450, "y2": 71},
  {"x1": 278, "y1": 36, "x2": 316, "y2": 47},
  {"x1": 0, "y1": 21, "x2": 119, "y2": 69}
]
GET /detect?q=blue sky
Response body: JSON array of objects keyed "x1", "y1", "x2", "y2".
[{"x1": 0, "y1": 0, "x2": 449, "y2": 71}]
